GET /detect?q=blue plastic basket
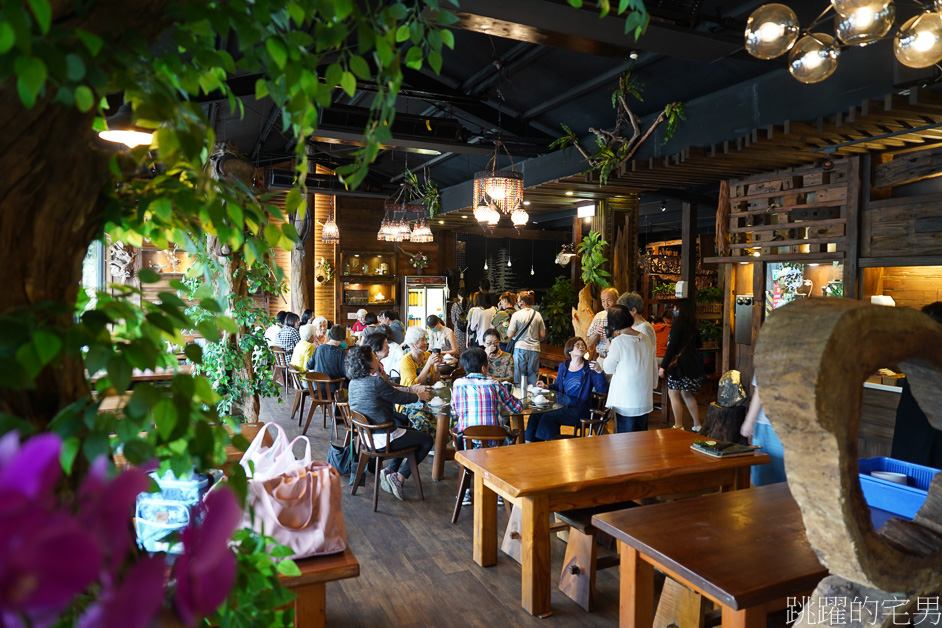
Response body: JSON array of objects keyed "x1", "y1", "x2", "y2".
[{"x1": 859, "y1": 457, "x2": 940, "y2": 520}]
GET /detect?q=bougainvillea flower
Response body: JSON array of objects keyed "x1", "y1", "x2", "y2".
[
  {"x1": 172, "y1": 487, "x2": 241, "y2": 625},
  {"x1": 77, "y1": 555, "x2": 166, "y2": 628},
  {"x1": 78, "y1": 457, "x2": 152, "y2": 574},
  {"x1": 0, "y1": 432, "x2": 61, "y2": 501}
]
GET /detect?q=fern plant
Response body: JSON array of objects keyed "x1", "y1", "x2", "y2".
[{"x1": 578, "y1": 231, "x2": 612, "y2": 288}]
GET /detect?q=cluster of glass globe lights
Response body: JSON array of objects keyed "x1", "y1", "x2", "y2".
[
  {"x1": 745, "y1": 0, "x2": 942, "y2": 83},
  {"x1": 472, "y1": 169, "x2": 529, "y2": 231},
  {"x1": 376, "y1": 201, "x2": 434, "y2": 243}
]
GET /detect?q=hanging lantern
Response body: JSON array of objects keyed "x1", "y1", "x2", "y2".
[
  {"x1": 788, "y1": 33, "x2": 840, "y2": 83},
  {"x1": 322, "y1": 197, "x2": 340, "y2": 245},
  {"x1": 895, "y1": 12, "x2": 942, "y2": 67},
  {"x1": 473, "y1": 170, "x2": 524, "y2": 214},
  {"x1": 744, "y1": 3, "x2": 801, "y2": 59},
  {"x1": 511, "y1": 206, "x2": 529, "y2": 231},
  {"x1": 835, "y1": 3, "x2": 894, "y2": 45}
]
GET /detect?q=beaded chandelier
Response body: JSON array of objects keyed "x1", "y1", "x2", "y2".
[
  {"x1": 473, "y1": 140, "x2": 524, "y2": 216},
  {"x1": 321, "y1": 197, "x2": 340, "y2": 244}
]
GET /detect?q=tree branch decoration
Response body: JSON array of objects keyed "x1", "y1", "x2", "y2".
[
  {"x1": 403, "y1": 168, "x2": 442, "y2": 218},
  {"x1": 550, "y1": 68, "x2": 686, "y2": 184}
]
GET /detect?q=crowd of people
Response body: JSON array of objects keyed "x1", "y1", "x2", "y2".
[{"x1": 262, "y1": 280, "x2": 712, "y2": 502}]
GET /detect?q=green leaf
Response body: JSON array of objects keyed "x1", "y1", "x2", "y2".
[
  {"x1": 349, "y1": 55, "x2": 370, "y2": 79},
  {"x1": 0, "y1": 22, "x2": 16, "y2": 55},
  {"x1": 32, "y1": 330, "x2": 61, "y2": 365},
  {"x1": 14, "y1": 56, "x2": 48, "y2": 107},
  {"x1": 340, "y1": 71, "x2": 356, "y2": 97},
  {"x1": 75, "y1": 29, "x2": 103, "y2": 56},
  {"x1": 27, "y1": 0, "x2": 52, "y2": 34},
  {"x1": 569, "y1": 0, "x2": 584, "y2": 6},
  {"x1": 395, "y1": 24, "x2": 411, "y2": 43},
  {"x1": 276, "y1": 559, "x2": 302, "y2": 576},
  {"x1": 60, "y1": 437, "x2": 81, "y2": 474},
  {"x1": 184, "y1": 344, "x2": 202, "y2": 363},
  {"x1": 197, "y1": 320, "x2": 221, "y2": 342},
  {"x1": 153, "y1": 398, "x2": 178, "y2": 440},
  {"x1": 266, "y1": 38, "x2": 288, "y2": 69},
  {"x1": 441, "y1": 29, "x2": 455, "y2": 49},
  {"x1": 138, "y1": 268, "x2": 161, "y2": 284},
  {"x1": 428, "y1": 50, "x2": 442, "y2": 74},
  {"x1": 216, "y1": 315, "x2": 239, "y2": 334},
  {"x1": 74, "y1": 86, "x2": 94, "y2": 112},
  {"x1": 404, "y1": 46, "x2": 423, "y2": 70}
]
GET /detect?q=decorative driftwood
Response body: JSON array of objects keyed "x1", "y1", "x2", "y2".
[
  {"x1": 715, "y1": 179, "x2": 730, "y2": 257},
  {"x1": 873, "y1": 144, "x2": 942, "y2": 189},
  {"x1": 701, "y1": 403, "x2": 747, "y2": 445},
  {"x1": 755, "y1": 299, "x2": 942, "y2": 625},
  {"x1": 572, "y1": 283, "x2": 599, "y2": 342}
]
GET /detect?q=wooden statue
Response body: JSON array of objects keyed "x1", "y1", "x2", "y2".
[
  {"x1": 755, "y1": 299, "x2": 942, "y2": 626},
  {"x1": 572, "y1": 283, "x2": 599, "y2": 341}
]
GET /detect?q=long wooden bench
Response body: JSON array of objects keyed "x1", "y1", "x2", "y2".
[
  {"x1": 555, "y1": 501, "x2": 639, "y2": 611},
  {"x1": 281, "y1": 546, "x2": 360, "y2": 627}
]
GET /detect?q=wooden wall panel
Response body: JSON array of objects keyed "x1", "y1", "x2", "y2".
[
  {"x1": 863, "y1": 266, "x2": 942, "y2": 308},
  {"x1": 313, "y1": 164, "x2": 336, "y2": 322},
  {"x1": 861, "y1": 192, "x2": 942, "y2": 258},
  {"x1": 267, "y1": 193, "x2": 293, "y2": 318}
]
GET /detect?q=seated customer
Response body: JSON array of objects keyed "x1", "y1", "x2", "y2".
[
  {"x1": 379, "y1": 310, "x2": 405, "y2": 345},
  {"x1": 290, "y1": 325, "x2": 318, "y2": 374},
  {"x1": 482, "y1": 328, "x2": 514, "y2": 382},
  {"x1": 426, "y1": 315, "x2": 459, "y2": 359},
  {"x1": 530, "y1": 337, "x2": 608, "y2": 441},
  {"x1": 346, "y1": 345, "x2": 432, "y2": 500},
  {"x1": 265, "y1": 310, "x2": 287, "y2": 345},
  {"x1": 452, "y1": 348, "x2": 522, "y2": 435},
  {"x1": 276, "y1": 312, "x2": 301, "y2": 355},
  {"x1": 400, "y1": 326, "x2": 441, "y2": 388},
  {"x1": 309, "y1": 324, "x2": 347, "y2": 391}
]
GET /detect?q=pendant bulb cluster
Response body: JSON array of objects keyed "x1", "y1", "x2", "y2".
[{"x1": 744, "y1": 0, "x2": 942, "y2": 82}]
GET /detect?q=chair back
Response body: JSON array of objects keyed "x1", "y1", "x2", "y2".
[
  {"x1": 453, "y1": 424, "x2": 511, "y2": 451},
  {"x1": 287, "y1": 365, "x2": 306, "y2": 390},
  {"x1": 580, "y1": 407, "x2": 613, "y2": 437},
  {"x1": 333, "y1": 389, "x2": 352, "y2": 446},
  {"x1": 349, "y1": 410, "x2": 394, "y2": 454},
  {"x1": 303, "y1": 371, "x2": 343, "y2": 402},
  {"x1": 272, "y1": 346, "x2": 288, "y2": 368}
]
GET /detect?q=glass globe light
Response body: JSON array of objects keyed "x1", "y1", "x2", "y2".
[
  {"x1": 895, "y1": 12, "x2": 942, "y2": 68},
  {"x1": 835, "y1": 3, "x2": 894, "y2": 46},
  {"x1": 832, "y1": 0, "x2": 891, "y2": 18},
  {"x1": 788, "y1": 34, "x2": 840, "y2": 83},
  {"x1": 487, "y1": 206, "x2": 500, "y2": 226},
  {"x1": 474, "y1": 201, "x2": 491, "y2": 223},
  {"x1": 745, "y1": 4, "x2": 800, "y2": 59}
]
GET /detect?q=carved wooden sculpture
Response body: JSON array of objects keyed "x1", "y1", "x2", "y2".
[
  {"x1": 756, "y1": 299, "x2": 942, "y2": 626},
  {"x1": 572, "y1": 283, "x2": 598, "y2": 341}
]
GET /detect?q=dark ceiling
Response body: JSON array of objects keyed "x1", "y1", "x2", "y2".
[{"x1": 209, "y1": 0, "x2": 942, "y2": 236}]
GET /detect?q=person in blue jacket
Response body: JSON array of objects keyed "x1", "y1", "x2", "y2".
[{"x1": 529, "y1": 337, "x2": 609, "y2": 441}]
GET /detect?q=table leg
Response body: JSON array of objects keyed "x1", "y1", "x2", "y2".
[
  {"x1": 292, "y1": 581, "x2": 327, "y2": 628},
  {"x1": 520, "y1": 495, "x2": 551, "y2": 616},
  {"x1": 620, "y1": 543, "x2": 654, "y2": 628},
  {"x1": 432, "y1": 410, "x2": 450, "y2": 481},
  {"x1": 473, "y1": 472, "x2": 498, "y2": 567},
  {"x1": 734, "y1": 466, "x2": 751, "y2": 490},
  {"x1": 721, "y1": 604, "x2": 766, "y2": 628}
]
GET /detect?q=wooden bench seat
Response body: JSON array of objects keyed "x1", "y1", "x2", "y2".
[
  {"x1": 281, "y1": 546, "x2": 360, "y2": 627},
  {"x1": 556, "y1": 501, "x2": 639, "y2": 611}
]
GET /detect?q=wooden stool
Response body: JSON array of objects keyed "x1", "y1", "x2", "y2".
[{"x1": 555, "y1": 501, "x2": 639, "y2": 611}]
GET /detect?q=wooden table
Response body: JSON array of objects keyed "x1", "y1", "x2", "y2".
[
  {"x1": 593, "y1": 483, "x2": 827, "y2": 628},
  {"x1": 426, "y1": 385, "x2": 562, "y2": 481},
  {"x1": 455, "y1": 429, "x2": 769, "y2": 616},
  {"x1": 281, "y1": 546, "x2": 360, "y2": 627}
]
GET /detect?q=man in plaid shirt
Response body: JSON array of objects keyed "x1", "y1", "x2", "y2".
[{"x1": 451, "y1": 347, "x2": 523, "y2": 433}]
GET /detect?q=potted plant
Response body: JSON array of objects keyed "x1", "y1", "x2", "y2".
[
  {"x1": 651, "y1": 282, "x2": 676, "y2": 299},
  {"x1": 699, "y1": 320, "x2": 723, "y2": 349},
  {"x1": 696, "y1": 286, "x2": 723, "y2": 313},
  {"x1": 541, "y1": 275, "x2": 578, "y2": 347}
]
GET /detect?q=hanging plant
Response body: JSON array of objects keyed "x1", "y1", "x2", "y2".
[
  {"x1": 404, "y1": 169, "x2": 442, "y2": 218},
  {"x1": 578, "y1": 231, "x2": 612, "y2": 288},
  {"x1": 549, "y1": 67, "x2": 686, "y2": 185}
]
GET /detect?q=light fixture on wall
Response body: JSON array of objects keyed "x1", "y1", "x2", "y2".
[
  {"x1": 98, "y1": 102, "x2": 154, "y2": 148},
  {"x1": 555, "y1": 243, "x2": 576, "y2": 266},
  {"x1": 321, "y1": 197, "x2": 340, "y2": 245},
  {"x1": 744, "y1": 0, "x2": 942, "y2": 83}
]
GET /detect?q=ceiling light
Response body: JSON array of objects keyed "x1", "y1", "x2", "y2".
[
  {"x1": 511, "y1": 207, "x2": 529, "y2": 232},
  {"x1": 98, "y1": 103, "x2": 154, "y2": 148},
  {"x1": 660, "y1": 200, "x2": 667, "y2": 212},
  {"x1": 462, "y1": 215, "x2": 468, "y2": 218},
  {"x1": 753, "y1": 251, "x2": 761, "y2": 257},
  {"x1": 739, "y1": 261, "x2": 749, "y2": 265},
  {"x1": 523, "y1": 200, "x2": 531, "y2": 206},
  {"x1": 565, "y1": 191, "x2": 574, "y2": 196},
  {"x1": 321, "y1": 197, "x2": 340, "y2": 245},
  {"x1": 473, "y1": 140, "x2": 524, "y2": 214},
  {"x1": 438, "y1": 220, "x2": 445, "y2": 224},
  {"x1": 629, "y1": 51, "x2": 639, "y2": 59}
]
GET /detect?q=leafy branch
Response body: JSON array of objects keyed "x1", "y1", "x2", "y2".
[
  {"x1": 550, "y1": 68, "x2": 686, "y2": 184},
  {"x1": 403, "y1": 169, "x2": 442, "y2": 218},
  {"x1": 566, "y1": 0, "x2": 651, "y2": 40},
  {"x1": 578, "y1": 231, "x2": 612, "y2": 288}
]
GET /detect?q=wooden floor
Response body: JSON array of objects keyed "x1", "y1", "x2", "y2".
[{"x1": 259, "y1": 393, "x2": 788, "y2": 627}]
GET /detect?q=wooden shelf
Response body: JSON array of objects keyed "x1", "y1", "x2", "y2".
[
  {"x1": 730, "y1": 182, "x2": 846, "y2": 202},
  {"x1": 731, "y1": 199, "x2": 847, "y2": 217},
  {"x1": 340, "y1": 275, "x2": 397, "y2": 282},
  {"x1": 704, "y1": 252, "x2": 845, "y2": 264},
  {"x1": 729, "y1": 218, "x2": 846, "y2": 234},
  {"x1": 729, "y1": 236, "x2": 839, "y2": 250}
]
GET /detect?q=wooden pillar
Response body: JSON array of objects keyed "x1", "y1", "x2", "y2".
[
  {"x1": 844, "y1": 155, "x2": 861, "y2": 300},
  {"x1": 681, "y1": 203, "x2": 698, "y2": 301},
  {"x1": 721, "y1": 263, "x2": 734, "y2": 375}
]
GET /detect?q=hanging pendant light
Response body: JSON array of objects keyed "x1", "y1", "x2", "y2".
[
  {"x1": 322, "y1": 197, "x2": 340, "y2": 244},
  {"x1": 530, "y1": 240, "x2": 535, "y2": 275},
  {"x1": 788, "y1": 33, "x2": 840, "y2": 83},
  {"x1": 745, "y1": 3, "x2": 801, "y2": 59},
  {"x1": 895, "y1": 12, "x2": 942, "y2": 67},
  {"x1": 511, "y1": 205, "x2": 529, "y2": 233}
]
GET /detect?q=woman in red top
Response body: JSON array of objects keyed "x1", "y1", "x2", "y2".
[
  {"x1": 351, "y1": 308, "x2": 368, "y2": 333},
  {"x1": 652, "y1": 309, "x2": 673, "y2": 359}
]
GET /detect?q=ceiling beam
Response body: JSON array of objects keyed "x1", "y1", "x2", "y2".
[{"x1": 450, "y1": 0, "x2": 742, "y2": 61}]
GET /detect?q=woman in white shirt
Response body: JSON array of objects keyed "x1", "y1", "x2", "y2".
[
  {"x1": 466, "y1": 291, "x2": 497, "y2": 349},
  {"x1": 603, "y1": 304, "x2": 658, "y2": 432}
]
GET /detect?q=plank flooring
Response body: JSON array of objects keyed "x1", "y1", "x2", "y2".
[{"x1": 259, "y1": 393, "x2": 789, "y2": 627}]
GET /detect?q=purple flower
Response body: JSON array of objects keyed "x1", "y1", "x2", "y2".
[
  {"x1": 0, "y1": 432, "x2": 62, "y2": 501},
  {"x1": 77, "y1": 555, "x2": 166, "y2": 628},
  {"x1": 173, "y1": 487, "x2": 241, "y2": 625}
]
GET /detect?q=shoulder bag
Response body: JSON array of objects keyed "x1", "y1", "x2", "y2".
[
  {"x1": 664, "y1": 333, "x2": 695, "y2": 375},
  {"x1": 506, "y1": 312, "x2": 535, "y2": 354}
]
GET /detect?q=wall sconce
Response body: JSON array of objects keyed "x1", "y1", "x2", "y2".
[{"x1": 555, "y1": 243, "x2": 577, "y2": 266}]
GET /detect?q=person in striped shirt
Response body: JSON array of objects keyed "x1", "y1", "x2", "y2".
[{"x1": 451, "y1": 348, "x2": 523, "y2": 435}]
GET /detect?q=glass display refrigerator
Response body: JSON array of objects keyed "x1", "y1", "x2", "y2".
[{"x1": 403, "y1": 275, "x2": 448, "y2": 328}]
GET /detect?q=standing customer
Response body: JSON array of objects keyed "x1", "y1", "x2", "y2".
[
  {"x1": 466, "y1": 292, "x2": 497, "y2": 349},
  {"x1": 379, "y1": 310, "x2": 405, "y2": 345},
  {"x1": 491, "y1": 292, "x2": 517, "y2": 352},
  {"x1": 740, "y1": 375, "x2": 786, "y2": 486},
  {"x1": 506, "y1": 291, "x2": 546, "y2": 386},
  {"x1": 586, "y1": 288, "x2": 619, "y2": 363},
  {"x1": 603, "y1": 305, "x2": 657, "y2": 432},
  {"x1": 531, "y1": 337, "x2": 608, "y2": 441},
  {"x1": 451, "y1": 288, "x2": 470, "y2": 355},
  {"x1": 658, "y1": 298, "x2": 705, "y2": 432},
  {"x1": 618, "y1": 292, "x2": 658, "y2": 380},
  {"x1": 652, "y1": 309, "x2": 674, "y2": 359},
  {"x1": 346, "y1": 345, "x2": 432, "y2": 500}
]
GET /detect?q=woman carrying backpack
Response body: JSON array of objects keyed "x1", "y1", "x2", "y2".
[{"x1": 450, "y1": 288, "x2": 469, "y2": 356}]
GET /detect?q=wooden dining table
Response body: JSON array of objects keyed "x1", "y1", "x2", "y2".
[
  {"x1": 425, "y1": 384, "x2": 563, "y2": 481},
  {"x1": 454, "y1": 429, "x2": 770, "y2": 616},
  {"x1": 592, "y1": 483, "x2": 828, "y2": 628}
]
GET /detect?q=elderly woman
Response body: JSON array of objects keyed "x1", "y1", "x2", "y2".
[
  {"x1": 603, "y1": 304, "x2": 656, "y2": 433},
  {"x1": 346, "y1": 345, "x2": 432, "y2": 500},
  {"x1": 300, "y1": 315, "x2": 328, "y2": 348},
  {"x1": 351, "y1": 309, "x2": 368, "y2": 334},
  {"x1": 531, "y1": 336, "x2": 608, "y2": 441},
  {"x1": 399, "y1": 325, "x2": 443, "y2": 435},
  {"x1": 289, "y1": 324, "x2": 318, "y2": 374}
]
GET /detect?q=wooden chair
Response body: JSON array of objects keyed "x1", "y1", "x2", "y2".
[
  {"x1": 349, "y1": 410, "x2": 425, "y2": 512},
  {"x1": 439, "y1": 365, "x2": 465, "y2": 384},
  {"x1": 300, "y1": 372, "x2": 344, "y2": 436},
  {"x1": 576, "y1": 392, "x2": 611, "y2": 436},
  {"x1": 333, "y1": 389, "x2": 354, "y2": 452},
  {"x1": 450, "y1": 424, "x2": 514, "y2": 523},
  {"x1": 271, "y1": 346, "x2": 289, "y2": 395},
  {"x1": 287, "y1": 366, "x2": 311, "y2": 425}
]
